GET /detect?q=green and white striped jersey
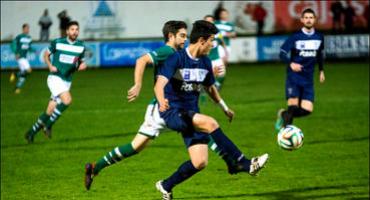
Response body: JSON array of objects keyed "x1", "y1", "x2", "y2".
[
  {"x1": 48, "y1": 37, "x2": 85, "y2": 81},
  {"x1": 148, "y1": 45, "x2": 175, "y2": 82},
  {"x1": 11, "y1": 33, "x2": 33, "y2": 58},
  {"x1": 214, "y1": 20, "x2": 235, "y2": 47},
  {"x1": 208, "y1": 33, "x2": 223, "y2": 61}
]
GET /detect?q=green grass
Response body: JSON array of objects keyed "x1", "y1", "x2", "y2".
[{"x1": 1, "y1": 62, "x2": 369, "y2": 200}]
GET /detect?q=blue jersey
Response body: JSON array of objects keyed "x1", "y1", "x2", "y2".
[
  {"x1": 280, "y1": 28, "x2": 324, "y2": 82},
  {"x1": 158, "y1": 48, "x2": 215, "y2": 111}
]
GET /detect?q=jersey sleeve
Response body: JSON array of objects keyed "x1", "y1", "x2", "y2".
[
  {"x1": 10, "y1": 36, "x2": 18, "y2": 53},
  {"x1": 48, "y1": 39, "x2": 57, "y2": 54},
  {"x1": 148, "y1": 46, "x2": 173, "y2": 66},
  {"x1": 158, "y1": 52, "x2": 180, "y2": 80},
  {"x1": 202, "y1": 58, "x2": 215, "y2": 87},
  {"x1": 280, "y1": 35, "x2": 295, "y2": 64}
]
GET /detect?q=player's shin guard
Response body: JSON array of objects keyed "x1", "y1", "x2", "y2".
[
  {"x1": 162, "y1": 160, "x2": 200, "y2": 192},
  {"x1": 27, "y1": 112, "x2": 50, "y2": 135},
  {"x1": 44, "y1": 103, "x2": 69, "y2": 128},
  {"x1": 210, "y1": 128, "x2": 251, "y2": 170},
  {"x1": 93, "y1": 143, "x2": 137, "y2": 175}
]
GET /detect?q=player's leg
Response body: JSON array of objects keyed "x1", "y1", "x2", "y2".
[
  {"x1": 25, "y1": 99, "x2": 57, "y2": 143},
  {"x1": 85, "y1": 103, "x2": 165, "y2": 190},
  {"x1": 43, "y1": 91, "x2": 71, "y2": 130},
  {"x1": 14, "y1": 58, "x2": 31, "y2": 93},
  {"x1": 157, "y1": 134, "x2": 209, "y2": 200},
  {"x1": 192, "y1": 113, "x2": 268, "y2": 175}
]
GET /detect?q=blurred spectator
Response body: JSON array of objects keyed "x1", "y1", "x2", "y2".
[
  {"x1": 364, "y1": 4, "x2": 369, "y2": 31},
  {"x1": 343, "y1": 1, "x2": 356, "y2": 33},
  {"x1": 38, "y1": 9, "x2": 52, "y2": 41},
  {"x1": 252, "y1": 2, "x2": 267, "y2": 36},
  {"x1": 57, "y1": 10, "x2": 71, "y2": 37},
  {"x1": 330, "y1": 0, "x2": 344, "y2": 33}
]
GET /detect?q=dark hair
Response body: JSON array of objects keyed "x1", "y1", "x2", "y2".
[
  {"x1": 22, "y1": 23, "x2": 29, "y2": 29},
  {"x1": 301, "y1": 8, "x2": 316, "y2": 17},
  {"x1": 203, "y1": 15, "x2": 214, "y2": 20},
  {"x1": 189, "y1": 20, "x2": 218, "y2": 44},
  {"x1": 66, "y1": 21, "x2": 79, "y2": 29},
  {"x1": 214, "y1": 6, "x2": 227, "y2": 21},
  {"x1": 162, "y1": 20, "x2": 187, "y2": 42}
]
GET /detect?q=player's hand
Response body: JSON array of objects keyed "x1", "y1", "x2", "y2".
[
  {"x1": 127, "y1": 84, "x2": 141, "y2": 102},
  {"x1": 78, "y1": 62, "x2": 87, "y2": 71},
  {"x1": 319, "y1": 71, "x2": 325, "y2": 83},
  {"x1": 49, "y1": 65, "x2": 58, "y2": 72},
  {"x1": 224, "y1": 109, "x2": 234, "y2": 122},
  {"x1": 158, "y1": 99, "x2": 169, "y2": 112},
  {"x1": 290, "y1": 62, "x2": 303, "y2": 72}
]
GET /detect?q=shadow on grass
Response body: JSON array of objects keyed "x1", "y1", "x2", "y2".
[{"x1": 176, "y1": 183, "x2": 369, "y2": 200}]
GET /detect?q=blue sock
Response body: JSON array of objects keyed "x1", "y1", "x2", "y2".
[
  {"x1": 210, "y1": 128, "x2": 251, "y2": 170},
  {"x1": 162, "y1": 160, "x2": 200, "y2": 192}
]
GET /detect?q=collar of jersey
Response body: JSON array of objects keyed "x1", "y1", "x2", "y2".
[
  {"x1": 301, "y1": 27, "x2": 315, "y2": 36},
  {"x1": 186, "y1": 47, "x2": 199, "y2": 61},
  {"x1": 66, "y1": 37, "x2": 77, "y2": 44}
]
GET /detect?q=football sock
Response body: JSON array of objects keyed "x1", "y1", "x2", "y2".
[
  {"x1": 162, "y1": 160, "x2": 200, "y2": 192},
  {"x1": 93, "y1": 143, "x2": 137, "y2": 175},
  {"x1": 15, "y1": 71, "x2": 27, "y2": 89},
  {"x1": 282, "y1": 106, "x2": 312, "y2": 126},
  {"x1": 28, "y1": 112, "x2": 50, "y2": 135},
  {"x1": 210, "y1": 128, "x2": 251, "y2": 171},
  {"x1": 208, "y1": 136, "x2": 236, "y2": 166},
  {"x1": 44, "y1": 103, "x2": 69, "y2": 128}
]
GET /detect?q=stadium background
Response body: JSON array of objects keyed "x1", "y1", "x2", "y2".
[{"x1": 1, "y1": 1, "x2": 369, "y2": 200}]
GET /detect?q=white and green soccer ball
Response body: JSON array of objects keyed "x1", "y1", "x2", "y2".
[{"x1": 277, "y1": 125, "x2": 304, "y2": 150}]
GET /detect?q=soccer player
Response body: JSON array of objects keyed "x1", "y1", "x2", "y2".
[
  {"x1": 24, "y1": 21, "x2": 87, "y2": 143},
  {"x1": 154, "y1": 20, "x2": 268, "y2": 200},
  {"x1": 214, "y1": 7, "x2": 236, "y2": 65},
  {"x1": 204, "y1": 14, "x2": 227, "y2": 91},
  {"x1": 275, "y1": 8, "x2": 325, "y2": 132},
  {"x1": 84, "y1": 21, "x2": 240, "y2": 191},
  {"x1": 10, "y1": 24, "x2": 34, "y2": 94}
]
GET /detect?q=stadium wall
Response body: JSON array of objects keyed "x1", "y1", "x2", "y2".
[{"x1": 1, "y1": 34, "x2": 368, "y2": 69}]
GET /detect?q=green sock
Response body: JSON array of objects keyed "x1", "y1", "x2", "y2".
[
  {"x1": 28, "y1": 112, "x2": 50, "y2": 135},
  {"x1": 15, "y1": 71, "x2": 27, "y2": 89},
  {"x1": 93, "y1": 143, "x2": 138, "y2": 175},
  {"x1": 45, "y1": 103, "x2": 69, "y2": 128},
  {"x1": 208, "y1": 136, "x2": 236, "y2": 166}
]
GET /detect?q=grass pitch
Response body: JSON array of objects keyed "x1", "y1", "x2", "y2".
[{"x1": 1, "y1": 61, "x2": 369, "y2": 200}]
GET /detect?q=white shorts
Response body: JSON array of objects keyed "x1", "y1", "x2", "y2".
[
  {"x1": 218, "y1": 46, "x2": 231, "y2": 61},
  {"x1": 17, "y1": 58, "x2": 31, "y2": 72},
  {"x1": 47, "y1": 75, "x2": 71, "y2": 101},
  {"x1": 211, "y1": 58, "x2": 226, "y2": 77},
  {"x1": 138, "y1": 103, "x2": 166, "y2": 138}
]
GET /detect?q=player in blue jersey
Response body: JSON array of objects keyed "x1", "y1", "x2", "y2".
[
  {"x1": 154, "y1": 20, "x2": 268, "y2": 200},
  {"x1": 275, "y1": 8, "x2": 325, "y2": 132}
]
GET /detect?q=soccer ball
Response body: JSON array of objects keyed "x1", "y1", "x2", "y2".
[{"x1": 277, "y1": 125, "x2": 304, "y2": 150}]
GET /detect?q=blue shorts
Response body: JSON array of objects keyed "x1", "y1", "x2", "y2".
[
  {"x1": 285, "y1": 76, "x2": 314, "y2": 102},
  {"x1": 160, "y1": 107, "x2": 210, "y2": 148}
]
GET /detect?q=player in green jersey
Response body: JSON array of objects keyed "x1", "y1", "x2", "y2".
[
  {"x1": 24, "y1": 21, "x2": 86, "y2": 143},
  {"x1": 10, "y1": 24, "x2": 35, "y2": 94},
  {"x1": 214, "y1": 7, "x2": 236, "y2": 66},
  {"x1": 84, "y1": 20, "x2": 241, "y2": 191}
]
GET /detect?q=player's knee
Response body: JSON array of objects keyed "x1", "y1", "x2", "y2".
[
  {"x1": 193, "y1": 159, "x2": 208, "y2": 170},
  {"x1": 207, "y1": 117, "x2": 219, "y2": 132}
]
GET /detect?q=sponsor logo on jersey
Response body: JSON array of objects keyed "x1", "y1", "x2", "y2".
[{"x1": 299, "y1": 50, "x2": 317, "y2": 57}]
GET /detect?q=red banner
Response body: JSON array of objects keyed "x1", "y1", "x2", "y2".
[{"x1": 274, "y1": 0, "x2": 369, "y2": 32}]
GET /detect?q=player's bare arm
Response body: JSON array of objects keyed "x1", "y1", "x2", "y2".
[
  {"x1": 127, "y1": 54, "x2": 153, "y2": 102},
  {"x1": 154, "y1": 75, "x2": 169, "y2": 112},
  {"x1": 205, "y1": 85, "x2": 234, "y2": 122},
  {"x1": 78, "y1": 61, "x2": 87, "y2": 71},
  {"x1": 44, "y1": 50, "x2": 57, "y2": 72}
]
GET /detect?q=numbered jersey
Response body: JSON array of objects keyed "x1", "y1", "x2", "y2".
[
  {"x1": 158, "y1": 48, "x2": 215, "y2": 111},
  {"x1": 11, "y1": 33, "x2": 32, "y2": 58},
  {"x1": 48, "y1": 37, "x2": 85, "y2": 81}
]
